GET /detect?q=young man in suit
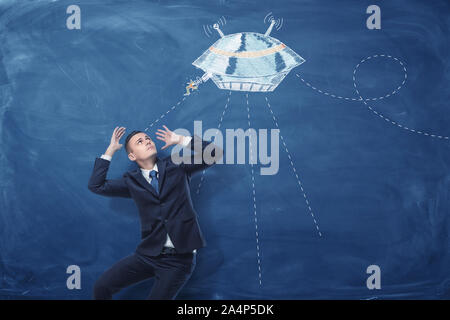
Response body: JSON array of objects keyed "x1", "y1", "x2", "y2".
[{"x1": 88, "y1": 125, "x2": 222, "y2": 299}]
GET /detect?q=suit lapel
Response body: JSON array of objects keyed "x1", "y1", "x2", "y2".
[
  {"x1": 129, "y1": 156, "x2": 167, "y2": 198},
  {"x1": 130, "y1": 170, "x2": 158, "y2": 197},
  {"x1": 156, "y1": 156, "x2": 167, "y2": 196}
]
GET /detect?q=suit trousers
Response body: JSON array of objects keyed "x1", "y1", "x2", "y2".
[{"x1": 93, "y1": 250, "x2": 196, "y2": 299}]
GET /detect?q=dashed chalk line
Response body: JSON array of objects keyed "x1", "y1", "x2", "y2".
[
  {"x1": 265, "y1": 96, "x2": 323, "y2": 238},
  {"x1": 246, "y1": 93, "x2": 263, "y2": 287},
  {"x1": 297, "y1": 54, "x2": 449, "y2": 140},
  {"x1": 144, "y1": 95, "x2": 188, "y2": 131},
  {"x1": 195, "y1": 90, "x2": 232, "y2": 195}
]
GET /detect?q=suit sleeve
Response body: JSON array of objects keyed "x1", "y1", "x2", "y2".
[
  {"x1": 178, "y1": 134, "x2": 223, "y2": 176},
  {"x1": 87, "y1": 157, "x2": 132, "y2": 198}
]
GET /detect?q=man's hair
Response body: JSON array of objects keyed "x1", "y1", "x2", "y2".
[{"x1": 124, "y1": 130, "x2": 144, "y2": 154}]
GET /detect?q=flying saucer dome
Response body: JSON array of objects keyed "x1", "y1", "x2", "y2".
[{"x1": 192, "y1": 25, "x2": 305, "y2": 92}]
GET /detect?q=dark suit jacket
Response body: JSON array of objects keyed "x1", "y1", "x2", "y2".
[{"x1": 88, "y1": 134, "x2": 222, "y2": 256}]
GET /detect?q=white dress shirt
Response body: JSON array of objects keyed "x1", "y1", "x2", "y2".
[{"x1": 100, "y1": 135, "x2": 196, "y2": 253}]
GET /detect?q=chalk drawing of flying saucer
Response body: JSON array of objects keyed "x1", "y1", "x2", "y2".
[{"x1": 190, "y1": 21, "x2": 305, "y2": 92}]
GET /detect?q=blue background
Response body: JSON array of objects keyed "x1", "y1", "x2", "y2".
[{"x1": 0, "y1": 0, "x2": 449, "y2": 299}]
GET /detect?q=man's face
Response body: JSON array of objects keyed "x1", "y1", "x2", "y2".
[{"x1": 127, "y1": 133, "x2": 157, "y2": 162}]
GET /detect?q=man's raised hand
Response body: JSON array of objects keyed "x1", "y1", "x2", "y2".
[
  {"x1": 155, "y1": 125, "x2": 183, "y2": 150},
  {"x1": 109, "y1": 126, "x2": 126, "y2": 152}
]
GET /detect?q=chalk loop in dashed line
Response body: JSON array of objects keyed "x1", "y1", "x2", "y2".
[{"x1": 297, "y1": 54, "x2": 449, "y2": 140}]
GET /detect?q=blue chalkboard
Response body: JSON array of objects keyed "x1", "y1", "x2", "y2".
[{"x1": 0, "y1": 0, "x2": 449, "y2": 299}]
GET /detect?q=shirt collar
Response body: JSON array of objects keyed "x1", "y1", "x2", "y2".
[{"x1": 140, "y1": 163, "x2": 158, "y2": 178}]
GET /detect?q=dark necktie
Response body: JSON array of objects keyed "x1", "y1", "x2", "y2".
[{"x1": 149, "y1": 170, "x2": 159, "y2": 195}]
